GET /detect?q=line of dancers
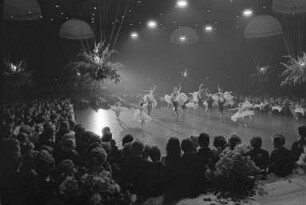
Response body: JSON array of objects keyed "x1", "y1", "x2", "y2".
[{"x1": 109, "y1": 84, "x2": 257, "y2": 128}]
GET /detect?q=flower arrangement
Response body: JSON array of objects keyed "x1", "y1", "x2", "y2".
[
  {"x1": 60, "y1": 168, "x2": 130, "y2": 205},
  {"x1": 211, "y1": 144, "x2": 261, "y2": 200},
  {"x1": 65, "y1": 42, "x2": 122, "y2": 84},
  {"x1": 280, "y1": 53, "x2": 306, "y2": 86},
  {"x1": 3, "y1": 60, "x2": 33, "y2": 88}
]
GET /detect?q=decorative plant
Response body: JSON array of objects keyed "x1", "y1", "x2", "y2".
[
  {"x1": 60, "y1": 168, "x2": 130, "y2": 205},
  {"x1": 3, "y1": 60, "x2": 33, "y2": 89},
  {"x1": 64, "y1": 42, "x2": 123, "y2": 98},
  {"x1": 280, "y1": 52, "x2": 306, "y2": 86},
  {"x1": 212, "y1": 144, "x2": 261, "y2": 200}
]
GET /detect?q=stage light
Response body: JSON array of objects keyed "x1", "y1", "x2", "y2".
[
  {"x1": 130, "y1": 32, "x2": 139, "y2": 39},
  {"x1": 147, "y1": 20, "x2": 157, "y2": 29},
  {"x1": 242, "y1": 8, "x2": 254, "y2": 17},
  {"x1": 176, "y1": 0, "x2": 188, "y2": 8},
  {"x1": 204, "y1": 25, "x2": 213, "y2": 32},
  {"x1": 179, "y1": 35, "x2": 187, "y2": 42}
]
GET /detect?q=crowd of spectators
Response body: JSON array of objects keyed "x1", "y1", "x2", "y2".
[{"x1": 1, "y1": 98, "x2": 305, "y2": 205}]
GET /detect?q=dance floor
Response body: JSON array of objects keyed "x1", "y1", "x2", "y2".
[{"x1": 75, "y1": 107, "x2": 306, "y2": 153}]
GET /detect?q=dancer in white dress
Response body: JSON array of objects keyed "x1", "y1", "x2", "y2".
[
  {"x1": 133, "y1": 102, "x2": 152, "y2": 128},
  {"x1": 111, "y1": 101, "x2": 129, "y2": 120},
  {"x1": 143, "y1": 85, "x2": 157, "y2": 116},
  {"x1": 171, "y1": 85, "x2": 189, "y2": 121},
  {"x1": 230, "y1": 102, "x2": 255, "y2": 127},
  {"x1": 186, "y1": 83, "x2": 204, "y2": 110}
]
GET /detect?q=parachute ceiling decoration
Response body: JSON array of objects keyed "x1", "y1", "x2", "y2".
[
  {"x1": 170, "y1": 27, "x2": 200, "y2": 45},
  {"x1": 59, "y1": 19, "x2": 94, "y2": 40},
  {"x1": 244, "y1": 15, "x2": 282, "y2": 39},
  {"x1": 272, "y1": 0, "x2": 306, "y2": 14},
  {"x1": 3, "y1": 0, "x2": 42, "y2": 20}
]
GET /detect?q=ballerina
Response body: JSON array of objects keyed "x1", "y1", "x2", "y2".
[
  {"x1": 133, "y1": 102, "x2": 152, "y2": 128},
  {"x1": 111, "y1": 100, "x2": 129, "y2": 121},
  {"x1": 217, "y1": 95, "x2": 226, "y2": 122},
  {"x1": 171, "y1": 85, "x2": 183, "y2": 121},
  {"x1": 203, "y1": 89, "x2": 214, "y2": 115},
  {"x1": 230, "y1": 102, "x2": 255, "y2": 127},
  {"x1": 186, "y1": 83, "x2": 204, "y2": 111},
  {"x1": 162, "y1": 94, "x2": 173, "y2": 109},
  {"x1": 143, "y1": 85, "x2": 157, "y2": 116}
]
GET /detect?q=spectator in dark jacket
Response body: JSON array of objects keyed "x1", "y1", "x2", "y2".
[
  {"x1": 291, "y1": 126, "x2": 306, "y2": 161},
  {"x1": 197, "y1": 133, "x2": 214, "y2": 170},
  {"x1": 269, "y1": 134, "x2": 296, "y2": 177},
  {"x1": 248, "y1": 136, "x2": 269, "y2": 172}
]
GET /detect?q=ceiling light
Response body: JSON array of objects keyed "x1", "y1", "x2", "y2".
[{"x1": 176, "y1": 0, "x2": 188, "y2": 9}]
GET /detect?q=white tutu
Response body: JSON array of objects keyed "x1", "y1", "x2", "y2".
[
  {"x1": 164, "y1": 95, "x2": 172, "y2": 105},
  {"x1": 295, "y1": 107, "x2": 305, "y2": 116},
  {"x1": 212, "y1": 94, "x2": 219, "y2": 106},
  {"x1": 177, "y1": 93, "x2": 189, "y2": 106},
  {"x1": 111, "y1": 106, "x2": 129, "y2": 113},
  {"x1": 185, "y1": 101, "x2": 198, "y2": 109},
  {"x1": 134, "y1": 109, "x2": 152, "y2": 123},
  {"x1": 203, "y1": 101, "x2": 208, "y2": 107},
  {"x1": 231, "y1": 110, "x2": 254, "y2": 122},
  {"x1": 242, "y1": 101, "x2": 254, "y2": 109},
  {"x1": 143, "y1": 94, "x2": 157, "y2": 107},
  {"x1": 272, "y1": 105, "x2": 283, "y2": 112}
]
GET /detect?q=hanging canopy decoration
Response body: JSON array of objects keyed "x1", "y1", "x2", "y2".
[
  {"x1": 59, "y1": 19, "x2": 94, "y2": 40},
  {"x1": 244, "y1": 15, "x2": 282, "y2": 39},
  {"x1": 272, "y1": 0, "x2": 306, "y2": 14},
  {"x1": 170, "y1": 27, "x2": 200, "y2": 45},
  {"x1": 3, "y1": 0, "x2": 42, "y2": 20}
]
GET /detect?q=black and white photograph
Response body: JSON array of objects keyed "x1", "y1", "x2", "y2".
[{"x1": 1, "y1": 0, "x2": 306, "y2": 204}]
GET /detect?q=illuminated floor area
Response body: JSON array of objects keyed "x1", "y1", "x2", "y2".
[{"x1": 75, "y1": 107, "x2": 306, "y2": 153}]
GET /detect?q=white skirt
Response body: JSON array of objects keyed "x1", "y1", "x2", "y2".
[
  {"x1": 164, "y1": 95, "x2": 172, "y2": 105},
  {"x1": 272, "y1": 106, "x2": 283, "y2": 112},
  {"x1": 185, "y1": 101, "x2": 198, "y2": 109},
  {"x1": 134, "y1": 110, "x2": 152, "y2": 123},
  {"x1": 177, "y1": 93, "x2": 189, "y2": 105},
  {"x1": 295, "y1": 107, "x2": 305, "y2": 116},
  {"x1": 231, "y1": 110, "x2": 254, "y2": 122}
]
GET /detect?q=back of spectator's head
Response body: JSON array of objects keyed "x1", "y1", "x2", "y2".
[
  {"x1": 43, "y1": 126, "x2": 55, "y2": 140},
  {"x1": 272, "y1": 134, "x2": 285, "y2": 148},
  {"x1": 122, "y1": 142, "x2": 133, "y2": 159},
  {"x1": 166, "y1": 137, "x2": 181, "y2": 158},
  {"x1": 62, "y1": 138, "x2": 76, "y2": 150},
  {"x1": 39, "y1": 145, "x2": 54, "y2": 155},
  {"x1": 74, "y1": 124, "x2": 85, "y2": 134},
  {"x1": 181, "y1": 138, "x2": 194, "y2": 153},
  {"x1": 101, "y1": 132, "x2": 112, "y2": 142},
  {"x1": 35, "y1": 150, "x2": 55, "y2": 178},
  {"x1": 228, "y1": 135, "x2": 242, "y2": 150},
  {"x1": 55, "y1": 159, "x2": 75, "y2": 176},
  {"x1": 19, "y1": 125, "x2": 32, "y2": 136},
  {"x1": 102, "y1": 126, "x2": 111, "y2": 135},
  {"x1": 213, "y1": 136, "x2": 227, "y2": 151},
  {"x1": 142, "y1": 145, "x2": 151, "y2": 160},
  {"x1": 60, "y1": 121, "x2": 70, "y2": 131},
  {"x1": 34, "y1": 124, "x2": 43, "y2": 134},
  {"x1": 17, "y1": 132, "x2": 29, "y2": 144},
  {"x1": 198, "y1": 133, "x2": 210, "y2": 148},
  {"x1": 298, "y1": 126, "x2": 306, "y2": 139},
  {"x1": 250, "y1": 136, "x2": 262, "y2": 149},
  {"x1": 131, "y1": 140, "x2": 145, "y2": 157},
  {"x1": 149, "y1": 146, "x2": 161, "y2": 162},
  {"x1": 89, "y1": 148, "x2": 107, "y2": 165},
  {"x1": 122, "y1": 134, "x2": 134, "y2": 146}
]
